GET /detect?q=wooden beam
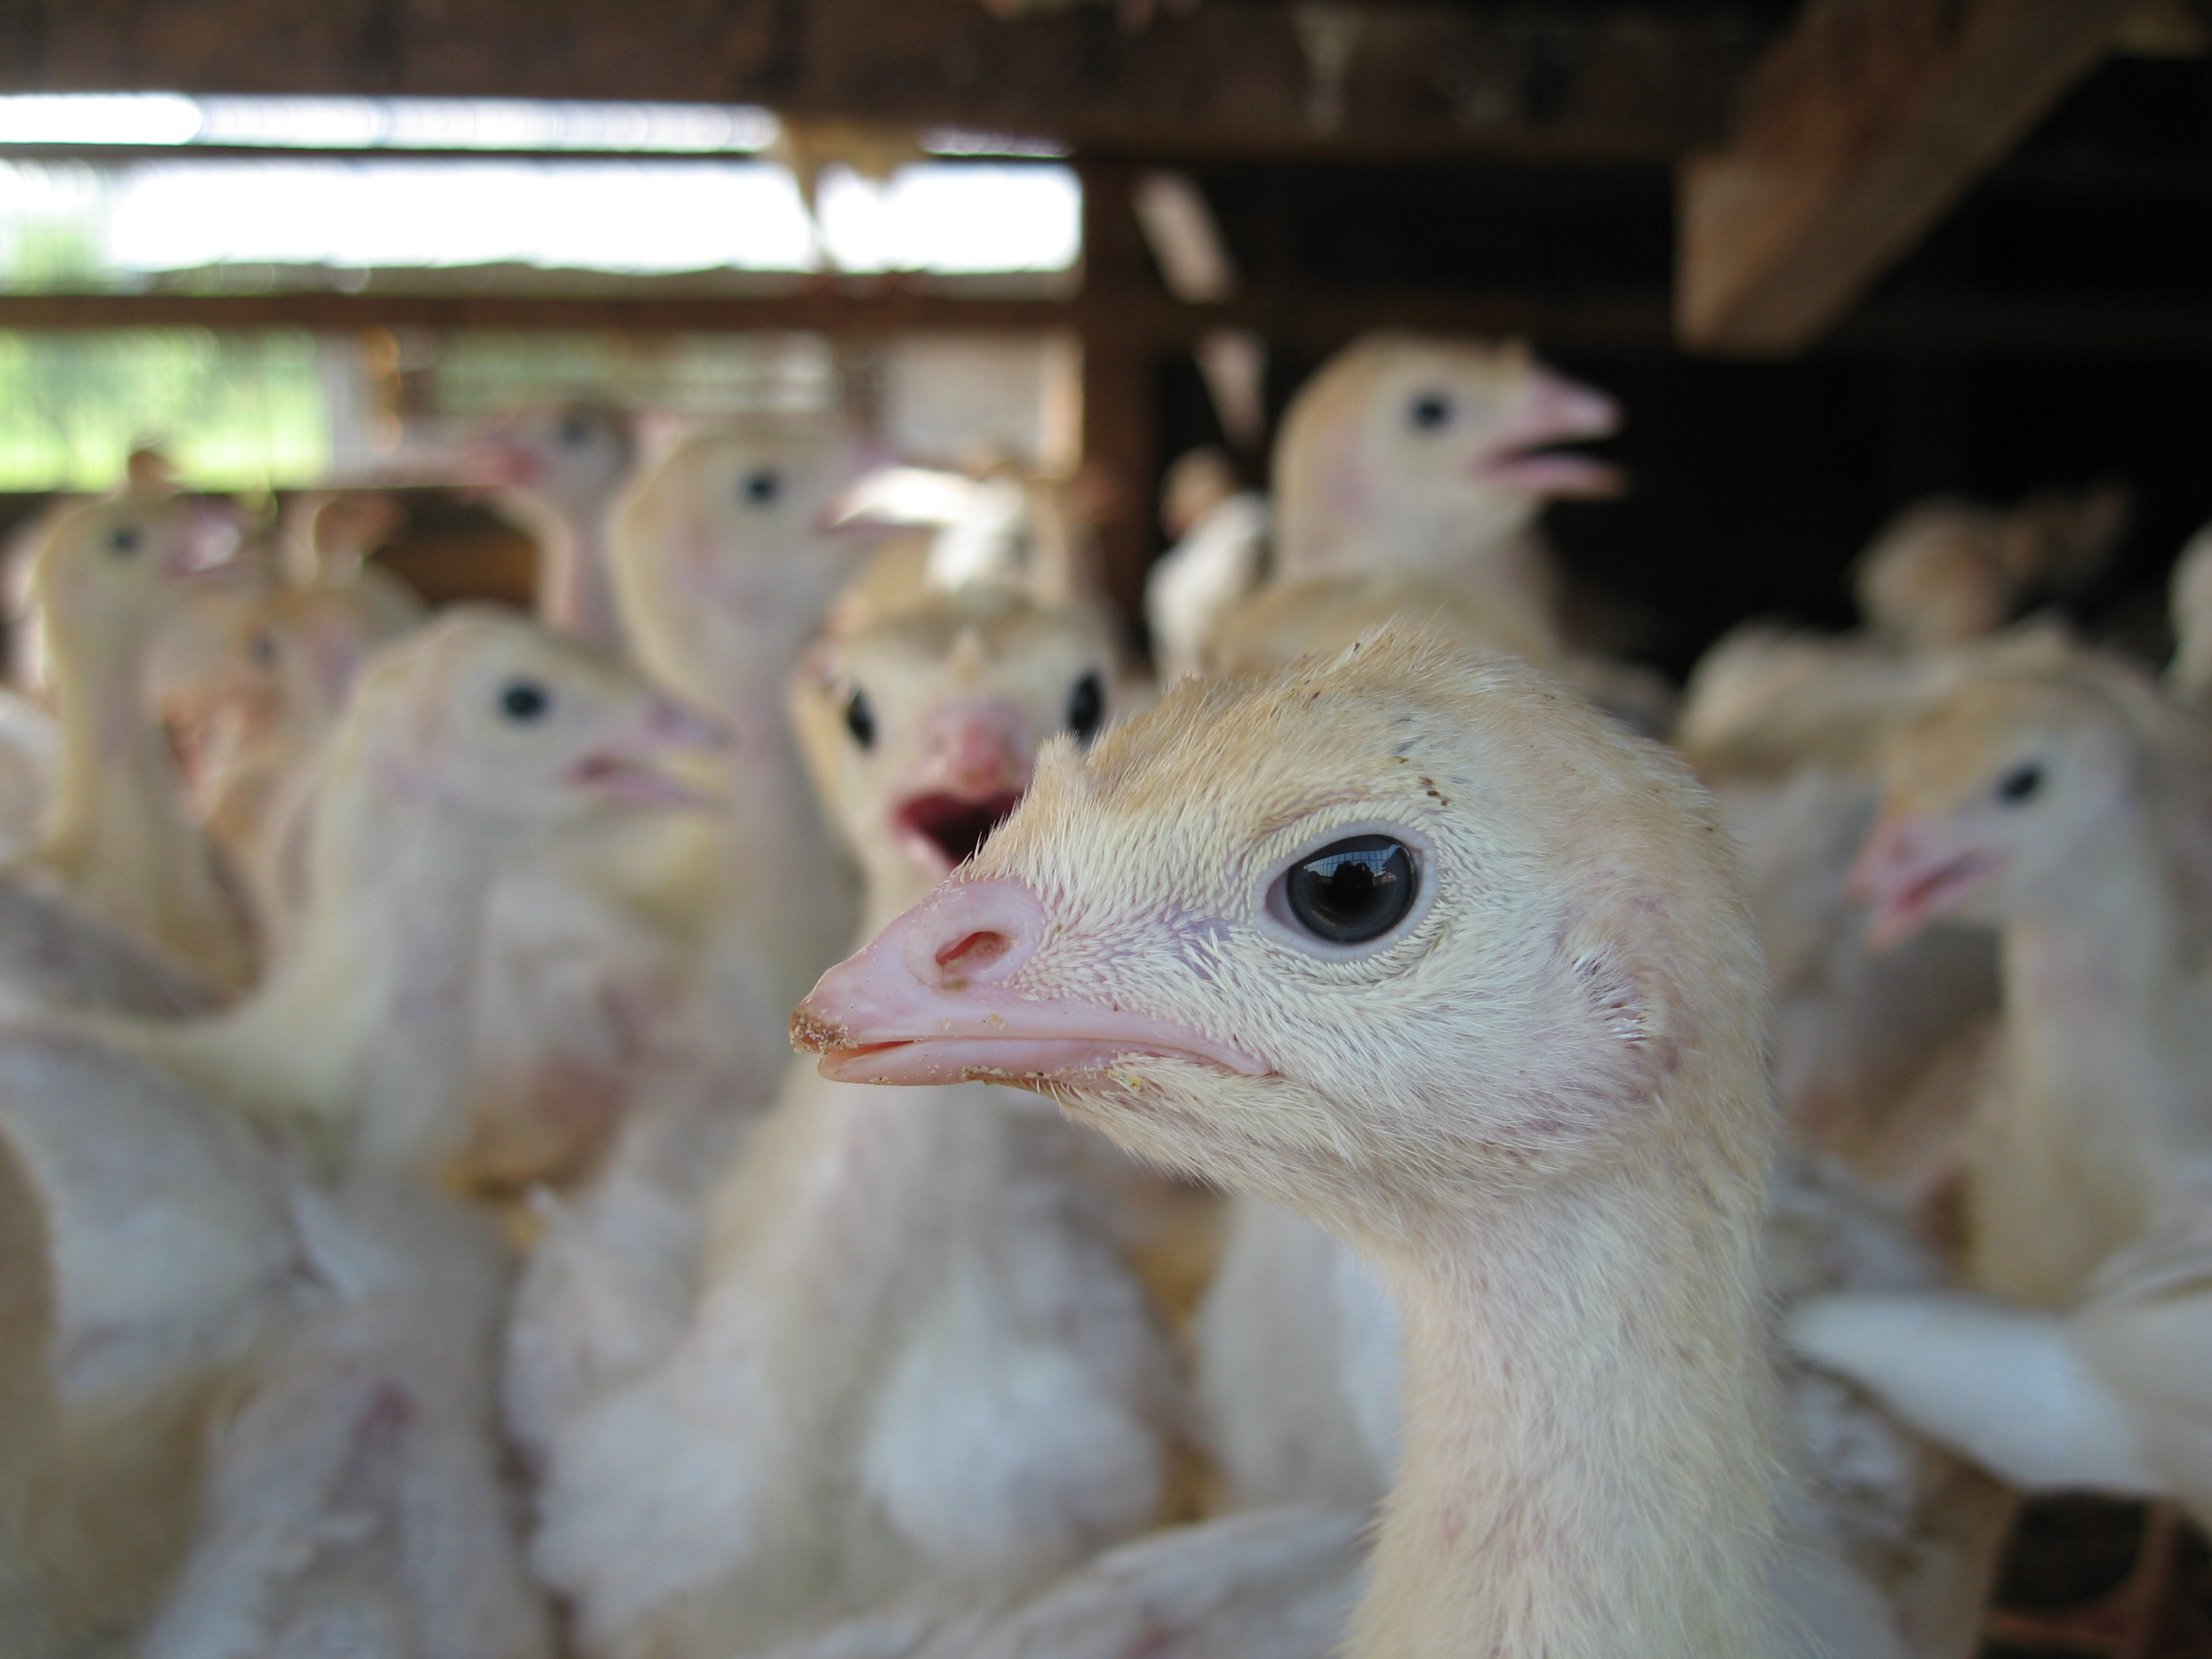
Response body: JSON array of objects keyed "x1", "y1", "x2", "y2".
[
  {"x1": 8, "y1": 284, "x2": 2211, "y2": 361},
  {"x1": 0, "y1": 285, "x2": 1071, "y2": 338},
  {"x1": 0, "y1": 283, "x2": 1678, "y2": 356},
  {"x1": 1677, "y1": 0, "x2": 2136, "y2": 356},
  {"x1": 1077, "y1": 163, "x2": 1161, "y2": 625},
  {"x1": 0, "y1": 0, "x2": 1765, "y2": 163}
]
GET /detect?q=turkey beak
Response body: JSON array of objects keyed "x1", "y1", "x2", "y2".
[
  {"x1": 891, "y1": 702, "x2": 1033, "y2": 877},
  {"x1": 1848, "y1": 811, "x2": 2002, "y2": 950},
  {"x1": 167, "y1": 505, "x2": 246, "y2": 580},
  {"x1": 1526, "y1": 372, "x2": 1621, "y2": 444},
  {"x1": 793, "y1": 875, "x2": 1269, "y2": 1088},
  {"x1": 457, "y1": 429, "x2": 535, "y2": 495},
  {"x1": 824, "y1": 466, "x2": 973, "y2": 532},
  {"x1": 572, "y1": 696, "x2": 729, "y2": 809},
  {"x1": 817, "y1": 442, "x2": 922, "y2": 536},
  {"x1": 1474, "y1": 372, "x2": 1626, "y2": 498}
]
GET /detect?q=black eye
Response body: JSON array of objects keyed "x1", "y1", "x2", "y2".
[
  {"x1": 107, "y1": 524, "x2": 141, "y2": 557},
  {"x1": 1996, "y1": 762, "x2": 2043, "y2": 804},
  {"x1": 248, "y1": 630, "x2": 279, "y2": 667},
  {"x1": 1280, "y1": 834, "x2": 1418, "y2": 945},
  {"x1": 741, "y1": 470, "x2": 781, "y2": 506},
  {"x1": 1408, "y1": 393, "x2": 1452, "y2": 432},
  {"x1": 845, "y1": 687, "x2": 875, "y2": 749},
  {"x1": 500, "y1": 679, "x2": 551, "y2": 722},
  {"x1": 557, "y1": 414, "x2": 592, "y2": 446},
  {"x1": 1066, "y1": 671, "x2": 1104, "y2": 744}
]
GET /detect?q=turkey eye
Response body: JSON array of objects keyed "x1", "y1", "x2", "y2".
[
  {"x1": 1066, "y1": 671, "x2": 1104, "y2": 743},
  {"x1": 1995, "y1": 762, "x2": 2043, "y2": 804},
  {"x1": 1408, "y1": 393, "x2": 1452, "y2": 432},
  {"x1": 845, "y1": 687, "x2": 875, "y2": 749},
  {"x1": 741, "y1": 470, "x2": 781, "y2": 506},
  {"x1": 107, "y1": 525, "x2": 141, "y2": 556},
  {"x1": 1280, "y1": 834, "x2": 1417, "y2": 945},
  {"x1": 499, "y1": 679, "x2": 551, "y2": 721},
  {"x1": 557, "y1": 414, "x2": 592, "y2": 446}
]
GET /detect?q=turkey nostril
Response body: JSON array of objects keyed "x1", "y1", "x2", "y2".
[{"x1": 935, "y1": 930, "x2": 1012, "y2": 978}]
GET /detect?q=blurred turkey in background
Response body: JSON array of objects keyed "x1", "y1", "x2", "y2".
[{"x1": 0, "y1": 9, "x2": 2211, "y2": 1657}]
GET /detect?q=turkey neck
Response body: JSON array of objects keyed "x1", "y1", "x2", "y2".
[
  {"x1": 528, "y1": 495, "x2": 628, "y2": 658},
  {"x1": 1977, "y1": 814, "x2": 2211, "y2": 1303},
  {"x1": 700, "y1": 649, "x2": 855, "y2": 992},
  {"x1": 1273, "y1": 451, "x2": 1545, "y2": 581},
  {"x1": 38, "y1": 603, "x2": 201, "y2": 889},
  {"x1": 1346, "y1": 1139, "x2": 1778, "y2": 1658},
  {"x1": 127, "y1": 752, "x2": 505, "y2": 1179}
]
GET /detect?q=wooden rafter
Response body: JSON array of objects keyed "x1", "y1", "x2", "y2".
[
  {"x1": 0, "y1": 0, "x2": 1766, "y2": 163},
  {"x1": 0, "y1": 283, "x2": 1678, "y2": 355},
  {"x1": 1677, "y1": 0, "x2": 2138, "y2": 356},
  {"x1": 6, "y1": 284, "x2": 2212, "y2": 359}
]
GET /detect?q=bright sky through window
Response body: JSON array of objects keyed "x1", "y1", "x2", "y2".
[
  {"x1": 101, "y1": 161, "x2": 822, "y2": 272},
  {"x1": 0, "y1": 94, "x2": 781, "y2": 152},
  {"x1": 0, "y1": 94, "x2": 1069, "y2": 160},
  {"x1": 0, "y1": 158, "x2": 1080, "y2": 278}
]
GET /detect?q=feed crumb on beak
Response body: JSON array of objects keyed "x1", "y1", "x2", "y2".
[{"x1": 788, "y1": 1010, "x2": 848, "y2": 1055}]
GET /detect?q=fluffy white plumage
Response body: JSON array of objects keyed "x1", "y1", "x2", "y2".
[
  {"x1": 518, "y1": 583, "x2": 1181, "y2": 1656},
  {"x1": 11, "y1": 491, "x2": 258, "y2": 997},
  {"x1": 138, "y1": 1185, "x2": 550, "y2": 1659},
  {"x1": 1850, "y1": 644, "x2": 2212, "y2": 1305},
  {"x1": 602, "y1": 415, "x2": 881, "y2": 1118},
  {"x1": 1145, "y1": 490, "x2": 1270, "y2": 684},
  {"x1": 1789, "y1": 646, "x2": 2212, "y2": 1531},
  {"x1": 0, "y1": 1024, "x2": 307, "y2": 1653},
  {"x1": 796, "y1": 635, "x2": 1931, "y2": 1658},
  {"x1": 1790, "y1": 1218, "x2": 2212, "y2": 1527},
  {"x1": 2169, "y1": 518, "x2": 2212, "y2": 707},
  {"x1": 1, "y1": 608, "x2": 709, "y2": 1651},
  {"x1": 0, "y1": 688, "x2": 55, "y2": 867},
  {"x1": 757, "y1": 1506, "x2": 1369, "y2": 1659},
  {"x1": 114, "y1": 611, "x2": 724, "y2": 1188}
]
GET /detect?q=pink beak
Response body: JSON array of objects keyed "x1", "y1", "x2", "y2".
[
  {"x1": 792, "y1": 876, "x2": 1269, "y2": 1087},
  {"x1": 1474, "y1": 371, "x2": 1625, "y2": 498},
  {"x1": 457, "y1": 431, "x2": 537, "y2": 494},
  {"x1": 891, "y1": 702, "x2": 1036, "y2": 877},
  {"x1": 571, "y1": 695, "x2": 732, "y2": 809},
  {"x1": 1848, "y1": 811, "x2": 2003, "y2": 950},
  {"x1": 814, "y1": 437, "x2": 908, "y2": 536},
  {"x1": 926, "y1": 702, "x2": 1029, "y2": 800},
  {"x1": 167, "y1": 503, "x2": 246, "y2": 579}
]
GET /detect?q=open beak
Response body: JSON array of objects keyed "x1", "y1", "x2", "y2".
[
  {"x1": 165, "y1": 505, "x2": 246, "y2": 580},
  {"x1": 571, "y1": 696, "x2": 729, "y2": 810},
  {"x1": 792, "y1": 875, "x2": 1269, "y2": 1088},
  {"x1": 827, "y1": 466, "x2": 975, "y2": 531},
  {"x1": 456, "y1": 432, "x2": 537, "y2": 496},
  {"x1": 1473, "y1": 371, "x2": 1625, "y2": 498},
  {"x1": 1848, "y1": 811, "x2": 2003, "y2": 950},
  {"x1": 810, "y1": 439, "x2": 914, "y2": 536},
  {"x1": 889, "y1": 702, "x2": 1035, "y2": 878},
  {"x1": 894, "y1": 789, "x2": 1026, "y2": 875}
]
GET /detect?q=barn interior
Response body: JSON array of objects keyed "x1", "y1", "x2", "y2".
[
  {"x1": 4, "y1": 3, "x2": 2212, "y2": 1655},
  {"x1": 0, "y1": 2, "x2": 2204, "y2": 667}
]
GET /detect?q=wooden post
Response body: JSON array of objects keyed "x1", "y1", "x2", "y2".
[
  {"x1": 1077, "y1": 163, "x2": 1162, "y2": 639},
  {"x1": 1678, "y1": 0, "x2": 2134, "y2": 356}
]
